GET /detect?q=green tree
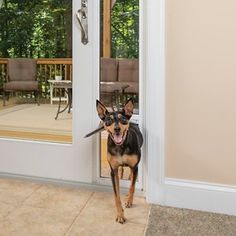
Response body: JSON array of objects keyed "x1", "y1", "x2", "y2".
[
  {"x1": 0, "y1": 0, "x2": 72, "y2": 58},
  {"x1": 111, "y1": 0, "x2": 139, "y2": 58}
]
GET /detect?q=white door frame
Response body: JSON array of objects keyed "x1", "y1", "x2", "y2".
[
  {"x1": 0, "y1": 0, "x2": 167, "y2": 205},
  {"x1": 144, "y1": 0, "x2": 166, "y2": 203},
  {"x1": 0, "y1": 0, "x2": 98, "y2": 184},
  {"x1": 91, "y1": 0, "x2": 166, "y2": 199}
]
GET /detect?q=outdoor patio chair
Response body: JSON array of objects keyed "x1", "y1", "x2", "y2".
[
  {"x1": 117, "y1": 58, "x2": 139, "y2": 105},
  {"x1": 100, "y1": 57, "x2": 118, "y2": 84},
  {"x1": 100, "y1": 57, "x2": 119, "y2": 106},
  {"x1": 3, "y1": 58, "x2": 40, "y2": 106},
  {"x1": 118, "y1": 58, "x2": 139, "y2": 94}
]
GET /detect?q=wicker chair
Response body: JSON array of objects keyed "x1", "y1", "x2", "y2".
[{"x1": 3, "y1": 58, "x2": 40, "y2": 106}]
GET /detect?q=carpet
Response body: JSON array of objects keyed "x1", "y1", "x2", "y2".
[{"x1": 145, "y1": 205, "x2": 236, "y2": 236}]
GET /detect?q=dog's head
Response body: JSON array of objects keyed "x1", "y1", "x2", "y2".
[{"x1": 96, "y1": 98, "x2": 134, "y2": 145}]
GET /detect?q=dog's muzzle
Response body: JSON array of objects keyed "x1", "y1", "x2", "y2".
[{"x1": 111, "y1": 130, "x2": 127, "y2": 145}]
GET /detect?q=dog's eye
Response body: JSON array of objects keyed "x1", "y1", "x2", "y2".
[
  {"x1": 119, "y1": 116, "x2": 128, "y2": 125},
  {"x1": 105, "y1": 117, "x2": 113, "y2": 126}
]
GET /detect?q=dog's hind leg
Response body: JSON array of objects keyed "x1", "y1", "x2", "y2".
[
  {"x1": 110, "y1": 168, "x2": 126, "y2": 223},
  {"x1": 118, "y1": 166, "x2": 124, "y2": 179},
  {"x1": 125, "y1": 166, "x2": 138, "y2": 208}
]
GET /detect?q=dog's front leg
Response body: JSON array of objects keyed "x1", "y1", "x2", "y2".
[
  {"x1": 125, "y1": 166, "x2": 138, "y2": 208},
  {"x1": 110, "y1": 168, "x2": 126, "y2": 223}
]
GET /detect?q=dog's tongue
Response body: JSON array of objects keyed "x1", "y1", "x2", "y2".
[{"x1": 113, "y1": 134, "x2": 123, "y2": 144}]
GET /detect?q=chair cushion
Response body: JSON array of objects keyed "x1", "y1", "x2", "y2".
[
  {"x1": 118, "y1": 59, "x2": 139, "y2": 82},
  {"x1": 7, "y1": 58, "x2": 37, "y2": 81},
  {"x1": 3, "y1": 81, "x2": 39, "y2": 91},
  {"x1": 100, "y1": 58, "x2": 118, "y2": 82}
]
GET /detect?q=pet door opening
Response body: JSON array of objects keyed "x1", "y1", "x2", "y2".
[{"x1": 99, "y1": 0, "x2": 139, "y2": 179}]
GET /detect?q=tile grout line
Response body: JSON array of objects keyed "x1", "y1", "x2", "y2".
[
  {"x1": 123, "y1": 203, "x2": 151, "y2": 226},
  {"x1": 1, "y1": 184, "x2": 43, "y2": 220},
  {"x1": 20, "y1": 184, "x2": 43, "y2": 206},
  {"x1": 63, "y1": 191, "x2": 95, "y2": 236},
  {"x1": 143, "y1": 204, "x2": 152, "y2": 236}
]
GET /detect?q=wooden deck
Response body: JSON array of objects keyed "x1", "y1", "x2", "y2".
[{"x1": 0, "y1": 101, "x2": 72, "y2": 143}]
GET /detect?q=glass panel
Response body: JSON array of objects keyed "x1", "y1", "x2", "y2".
[
  {"x1": 0, "y1": 1, "x2": 72, "y2": 143},
  {"x1": 100, "y1": 0, "x2": 139, "y2": 178}
]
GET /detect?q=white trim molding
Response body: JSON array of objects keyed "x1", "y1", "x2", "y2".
[
  {"x1": 145, "y1": 0, "x2": 166, "y2": 203},
  {"x1": 164, "y1": 178, "x2": 236, "y2": 216}
]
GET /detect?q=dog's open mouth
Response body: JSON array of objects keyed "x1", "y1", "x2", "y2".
[{"x1": 111, "y1": 131, "x2": 127, "y2": 145}]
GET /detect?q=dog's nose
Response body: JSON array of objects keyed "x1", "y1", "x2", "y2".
[{"x1": 114, "y1": 126, "x2": 121, "y2": 133}]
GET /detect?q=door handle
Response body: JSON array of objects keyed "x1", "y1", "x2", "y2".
[{"x1": 76, "y1": 0, "x2": 88, "y2": 45}]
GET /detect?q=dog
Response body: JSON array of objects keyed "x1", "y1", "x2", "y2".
[{"x1": 96, "y1": 98, "x2": 143, "y2": 223}]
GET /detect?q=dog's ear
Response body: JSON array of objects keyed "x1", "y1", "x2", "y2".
[
  {"x1": 123, "y1": 98, "x2": 134, "y2": 119},
  {"x1": 96, "y1": 100, "x2": 108, "y2": 120}
]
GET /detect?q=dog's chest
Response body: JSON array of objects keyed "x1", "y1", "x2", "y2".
[{"x1": 107, "y1": 153, "x2": 138, "y2": 169}]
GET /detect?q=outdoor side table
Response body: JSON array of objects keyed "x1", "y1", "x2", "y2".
[
  {"x1": 48, "y1": 79, "x2": 70, "y2": 104},
  {"x1": 48, "y1": 80, "x2": 72, "y2": 120}
]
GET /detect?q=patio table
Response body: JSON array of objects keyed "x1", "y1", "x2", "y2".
[
  {"x1": 100, "y1": 81, "x2": 129, "y2": 109},
  {"x1": 48, "y1": 80, "x2": 72, "y2": 120}
]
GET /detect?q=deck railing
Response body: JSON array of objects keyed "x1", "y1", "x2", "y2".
[{"x1": 0, "y1": 58, "x2": 72, "y2": 98}]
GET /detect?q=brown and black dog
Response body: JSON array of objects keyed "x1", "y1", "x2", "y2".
[{"x1": 96, "y1": 98, "x2": 143, "y2": 223}]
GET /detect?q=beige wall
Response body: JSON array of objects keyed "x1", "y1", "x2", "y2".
[{"x1": 165, "y1": 0, "x2": 236, "y2": 185}]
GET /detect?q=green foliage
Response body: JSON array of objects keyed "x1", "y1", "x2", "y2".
[
  {"x1": 111, "y1": 0, "x2": 139, "y2": 58},
  {"x1": 0, "y1": 0, "x2": 139, "y2": 59},
  {"x1": 0, "y1": 0, "x2": 72, "y2": 58}
]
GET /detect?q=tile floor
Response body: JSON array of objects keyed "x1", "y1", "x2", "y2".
[{"x1": 0, "y1": 178, "x2": 150, "y2": 236}]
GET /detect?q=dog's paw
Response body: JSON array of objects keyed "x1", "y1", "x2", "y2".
[
  {"x1": 116, "y1": 215, "x2": 126, "y2": 224},
  {"x1": 125, "y1": 200, "x2": 133, "y2": 208}
]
